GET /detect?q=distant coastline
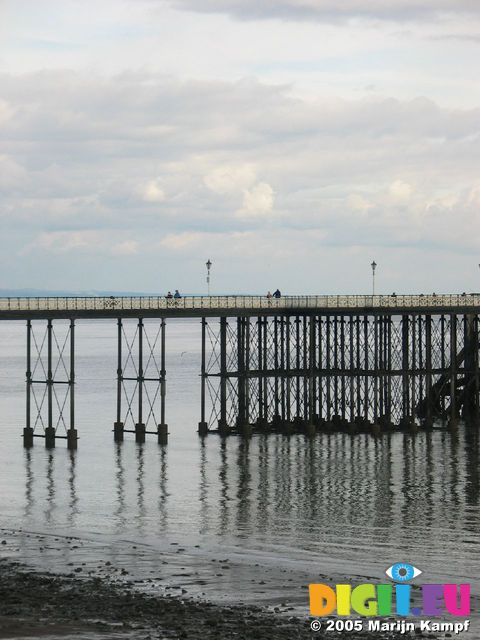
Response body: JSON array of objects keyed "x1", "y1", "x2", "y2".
[{"x1": 0, "y1": 288, "x2": 162, "y2": 298}]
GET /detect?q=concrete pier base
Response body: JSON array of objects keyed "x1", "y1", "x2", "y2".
[
  {"x1": 255, "y1": 418, "x2": 269, "y2": 431},
  {"x1": 239, "y1": 423, "x2": 252, "y2": 437},
  {"x1": 113, "y1": 421, "x2": 124, "y2": 442},
  {"x1": 370, "y1": 423, "x2": 381, "y2": 436},
  {"x1": 157, "y1": 423, "x2": 168, "y2": 445},
  {"x1": 23, "y1": 427, "x2": 34, "y2": 448},
  {"x1": 272, "y1": 414, "x2": 283, "y2": 430},
  {"x1": 423, "y1": 417, "x2": 434, "y2": 430},
  {"x1": 353, "y1": 416, "x2": 366, "y2": 430},
  {"x1": 67, "y1": 428, "x2": 78, "y2": 450},
  {"x1": 281, "y1": 421, "x2": 293, "y2": 435},
  {"x1": 135, "y1": 423, "x2": 146, "y2": 443},
  {"x1": 198, "y1": 421, "x2": 209, "y2": 436},
  {"x1": 378, "y1": 415, "x2": 393, "y2": 431},
  {"x1": 305, "y1": 422, "x2": 316, "y2": 437},
  {"x1": 399, "y1": 416, "x2": 417, "y2": 433},
  {"x1": 218, "y1": 421, "x2": 230, "y2": 437},
  {"x1": 45, "y1": 427, "x2": 56, "y2": 448},
  {"x1": 447, "y1": 416, "x2": 458, "y2": 431}
]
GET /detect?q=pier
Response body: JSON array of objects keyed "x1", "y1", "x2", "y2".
[{"x1": 0, "y1": 294, "x2": 479, "y2": 448}]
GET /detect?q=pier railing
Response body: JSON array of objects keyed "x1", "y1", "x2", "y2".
[{"x1": 0, "y1": 293, "x2": 479, "y2": 313}]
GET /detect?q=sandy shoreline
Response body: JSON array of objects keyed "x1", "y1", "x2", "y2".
[{"x1": 0, "y1": 558, "x2": 431, "y2": 640}]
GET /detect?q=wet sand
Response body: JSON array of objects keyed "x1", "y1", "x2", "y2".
[{"x1": 0, "y1": 558, "x2": 431, "y2": 640}]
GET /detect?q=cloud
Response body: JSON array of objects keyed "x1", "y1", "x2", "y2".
[
  {"x1": 238, "y1": 182, "x2": 275, "y2": 217},
  {"x1": 1, "y1": 69, "x2": 480, "y2": 292},
  {"x1": 204, "y1": 163, "x2": 275, "y2": 217},
  {"x1": 345, "y1": 181, "x2": 480, "y2": 249},
  {"x1": 204, "y1": 164, "x2": 256, "y2": 195},
  {"x1": 142, "y1": 179, "x2": 166, "y2": 203},
  {"x1": 0, "y1": 154, "x2": 26, "y2": 190},
  {"x1": 168, "y1": 0, "x2": 480, "y2": 22},
  {"x1": 22, "y1": 230, "x2": 140, "y2": 256},
  {"x1": 159, "y1": 231, "x2": 202, "y2": 250},
  {"x1": 110, "y1": 240, "x2": 139, "y2": 255},
  {"x1": 158, "y1": 228, "x2": 325, "y2": 260},
  {"x1": 23, "y1": 230, "x2": 102, "y2": 253},
  {"x1": 0, "y1": 99, "x2": 14, "y2": 125},
  {"x1": 389, "y1": 179, "x2": 413, "y2": 202},
  {"x1": 430, "y1": 33, "x2": 480, "y2": 43}
]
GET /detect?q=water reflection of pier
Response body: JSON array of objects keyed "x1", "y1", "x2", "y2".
[
  {"x1": 22, "y1": 430, "x2": 479, "y2": 543},
  {"x1": 197, "y1": 430, "x2": 480, "y2": 551},
  {"x1": 23, "y1": 449, "x2": 79, "y2": 526},
  {"x1": 19, "y1": 429, "x2": 480, "y2": 585}
]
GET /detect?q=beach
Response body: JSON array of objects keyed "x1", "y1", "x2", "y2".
[{"x1": 0, "y1": 557, "x2": 431, "y2": 640}]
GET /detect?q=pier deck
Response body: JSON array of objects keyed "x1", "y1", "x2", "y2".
[{"x1": 0, "y1": 294, "x2": 479, "y2": 320}]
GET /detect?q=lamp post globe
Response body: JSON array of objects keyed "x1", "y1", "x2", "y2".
[
  {"x1": 371, "y1": 261, "x2": 377, "y2": 296},
  {"x1": 206, "y1": 260, "x2": 212, "y2": 296}
]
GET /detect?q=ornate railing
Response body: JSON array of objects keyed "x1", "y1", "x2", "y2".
[{"x1": 0, "y1": 294, "x2": 479, "y2": 313}]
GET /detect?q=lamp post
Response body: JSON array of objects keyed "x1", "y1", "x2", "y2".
[
  {"x1": 371, "y1": 261, "x2": 377, "y2": 296},
  {"x1": 206, "y1": 259, "x2": 212, "y2": 296}
]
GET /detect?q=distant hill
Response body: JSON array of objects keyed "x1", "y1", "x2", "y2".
[{"x1": 0, "y1": 288, "x2": 163, "y2": 297}]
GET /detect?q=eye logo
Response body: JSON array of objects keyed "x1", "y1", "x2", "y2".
[{"x1": 386, "y1": 562, "x2": 422, "y2": 582}]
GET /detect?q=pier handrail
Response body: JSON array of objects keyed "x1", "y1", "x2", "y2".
[{"x1": 0, "y1": 293, "x2": 479, "y2": 314}]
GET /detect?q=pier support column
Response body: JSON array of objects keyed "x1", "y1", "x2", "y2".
[
  {"x1": 285, "y1": 316, "x2": 291, "y2": 424},
  {"x1": 237, "y1": 317, "x2": 247, "y2": 429},
  {"x1": 24, "y1": 319, "x2": 76, "y2": 448},
  {"x1": 158, "y1": 319, "x2": 168, "y2": 444},
  {"x1": 464, "y1": 314, "x2": 479, "y2": 422},
  {"x1": 424, "y1": 315, "x2": 433, "y2": 428},
  {"x1": 363, "y1": 315, "x2": 369, "y2": 425},
  {"x1": 134, "y1": 317, "x2": 144, "y2": 442},
  {"x1": 306, "y1": 315, "x2": 316, "y2": 435},
  {"x1": 238, "y1": 317, "x2": 252, "y2": 437},
  {"x1": 245, "y1": 317, "x2": 251, "y2": 428},
  {"x1": 23, "y1": 319, "x2": 34, "y2": 448},
  {"x1": 256, "y1": 317, "x2": 262, "y2": 426},
  {"x1": 66, "y1": 319, "x2": 78, "y2": 449},
  {"x1": 449, "y1": 314, "x2": 458, "y2": 429},
  {"x1": 218, "y1": 317, "x2": 230, "y2": 435},
  {"x1": 115, "y1": 317, "x2": 167, "y2": 443},
  {"x1": 157, "y1": 423, "x2": 168, "y2": 445},
  {"x1": 348, "y1": 316, "x2": 355, "y2": 424},
  {"x1": 373, "y1": 315, "x2": 379, "y2": 427},
  {"x1": 325, "y1": 316, "x2": 331, "y2": 423},
  {"x1": 273, "y1": 316, "x2": 280, "y2": 424},
  {"x1": 401, "y1": 315, "x2": 410, "y2": 427},
  {"x1": 198, "y1": 317, "x2": 208, "y2": 436},
  {"x1": 46, "y1": 319, "x2": 55, "y2": 448},
  {"x1": 386, "y1": 316, "x2": 392, "y2": 425},
  {"x1": 114, "y1": 318, "x2": 124, "y2": 442},
  {"x1": 135, "y1": 422, "x2": 146, "y2": 443}
]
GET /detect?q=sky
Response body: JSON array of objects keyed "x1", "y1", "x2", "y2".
[{"x1": 0, "y1": 0, "x2": 479, "y2": 294}]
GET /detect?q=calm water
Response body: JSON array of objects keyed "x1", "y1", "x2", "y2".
[{"x1": 0, "y1": 319, "x2": 479, "y2": 617}]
